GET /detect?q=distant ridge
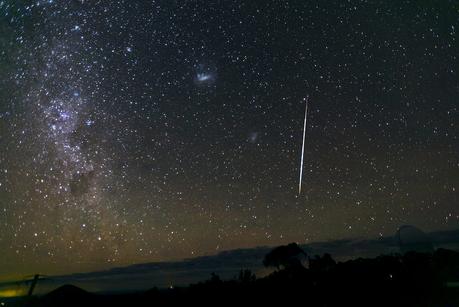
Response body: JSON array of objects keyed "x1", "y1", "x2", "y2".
[
  {"x1": 7, "y1": 228, "x2": 459, "y2": 294},
  {"x1": 39, "y1": 284, "x2": 93, "y2": 306}
]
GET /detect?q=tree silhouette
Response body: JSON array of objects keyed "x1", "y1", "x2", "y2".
[
  {"x1": 263, "y1": 243, "x2": 307, "y2": 270},
  {"x1": 238, "y1": 269, "x2": 256, "y2": 283},
  {"x1": 21, "y1": 247, "x2": 459, "y2": 307},
  {"x1": 309, "y1": 253, "x2": 336, "y2": 272}
]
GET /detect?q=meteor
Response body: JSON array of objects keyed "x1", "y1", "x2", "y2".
[{"x1": 298, "y1": 97, "x2": 309, "y2": 195}]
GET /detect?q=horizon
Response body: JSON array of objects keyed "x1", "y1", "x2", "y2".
[{"x1": 1, "y1": 225, "x2": 458, "y2": 296}]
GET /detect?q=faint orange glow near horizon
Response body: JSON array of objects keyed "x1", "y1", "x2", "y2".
[{"x1": 0, "y1": 288, "x2": 26, "y2": 298}]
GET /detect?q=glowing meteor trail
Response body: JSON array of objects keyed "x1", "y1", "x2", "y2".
[{"x1": 298, "y1": 97, "x2": 309, "y2": 195}]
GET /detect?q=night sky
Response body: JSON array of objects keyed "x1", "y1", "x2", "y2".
[{"x1": 0, "y1": 0, "x2": 457, "y2": 280}]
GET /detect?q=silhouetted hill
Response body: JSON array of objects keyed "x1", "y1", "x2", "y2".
[
  {"x1": 34, "y1": 284, "x2": 94, "y2": 307},
  {"x1": 21, "y1": 248, "x2": 459, "y2": 307},
  {"x1": 2, "y1": 228, "x2": 457, "y2": 298},
  {"x1": 44, "y1": 284, "x2": 90, "y2": 298},
  {"x1": 9, "y1": 228, "x2": 457, "y2": 295}
]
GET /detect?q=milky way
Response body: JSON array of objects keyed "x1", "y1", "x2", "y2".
[{"x1": 0, "y1": 0, "x2": 457, "y2": 279}]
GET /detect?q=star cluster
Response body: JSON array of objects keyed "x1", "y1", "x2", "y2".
[{"x1": 0, "y1": 0, "x2": 457, "y2": 279}]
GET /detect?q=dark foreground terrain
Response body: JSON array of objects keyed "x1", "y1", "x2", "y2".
[{"x1": 4, "y1": 247, "x2": 459, "y2": 307}]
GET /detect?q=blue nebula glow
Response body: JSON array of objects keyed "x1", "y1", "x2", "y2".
[
  {"x1": 194, "y1": 63, "x2": 217, "y2": 86},
  {"x1": 196, "y1": 73, "x2": 212, "y2": 82}
]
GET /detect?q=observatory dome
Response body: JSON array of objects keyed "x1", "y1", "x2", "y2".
[{"x1": 396, "y1": 225, "x2": 434, "y2": 254}]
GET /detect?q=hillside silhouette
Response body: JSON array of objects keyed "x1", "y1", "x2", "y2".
[{"x1": 5, "y1": 244, "x2": 458, "y2": 307}]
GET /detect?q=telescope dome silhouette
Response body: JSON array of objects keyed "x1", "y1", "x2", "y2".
[{"x1": 396, "y1": 225, "x2": 434, "y2": 254}]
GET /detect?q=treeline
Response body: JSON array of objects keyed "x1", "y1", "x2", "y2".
[{"x1": 22, "y1": 244, "x2": 459, "y2": 307}]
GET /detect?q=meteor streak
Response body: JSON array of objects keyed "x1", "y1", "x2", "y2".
[{"x1": 298, "y1": 97, "x2": 309, "y2": 195}]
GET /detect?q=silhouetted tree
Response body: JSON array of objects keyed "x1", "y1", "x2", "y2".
[
  {"x1": 263, "y1": 243, "x2": 307, "y2": 270},
  {"x1": 309, "y1": 253, "x2": 336, "y2": 271},
  {"x1": 25, "y1": 249, "x2": 459, "y2": 307},
  {"x1": 238, "y1": 269, "x2": 256, "y2": 283},
  {"x1": 209, "y1": 272, "x2": 221, "y2": 284}
]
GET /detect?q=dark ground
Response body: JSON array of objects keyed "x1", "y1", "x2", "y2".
[{"x1": 4, "y1": 248, "x2": 459, "y2": 307}]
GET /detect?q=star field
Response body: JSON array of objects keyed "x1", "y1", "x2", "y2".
[{"x1": 0, "y1": 0, "x2": 457, "y2": 279}]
